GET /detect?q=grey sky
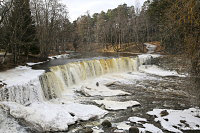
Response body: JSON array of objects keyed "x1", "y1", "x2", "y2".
[{"x1": 61, "y1": 0, "x2": 146, "y2": 21}]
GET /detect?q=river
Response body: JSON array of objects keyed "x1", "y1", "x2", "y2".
[{"x1": 0, "y1": 49, "x2": 199, "y2": 133}]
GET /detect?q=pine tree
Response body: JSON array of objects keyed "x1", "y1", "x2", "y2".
[{"x1": 8, "y1": 0, "x2": 38, "y2": 63}]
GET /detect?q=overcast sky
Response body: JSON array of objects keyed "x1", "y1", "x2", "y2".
[{"x1": 61, "y1": 0, "x2": 146, "y2": 21}]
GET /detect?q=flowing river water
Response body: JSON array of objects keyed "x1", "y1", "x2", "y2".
[{"x1": 0, "y1": 51, "x2": 200, "y2": 133}]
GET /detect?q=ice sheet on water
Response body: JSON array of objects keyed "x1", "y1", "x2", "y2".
[
  {"x1": 139, "y1": 123, "x2": 163, "y2": 133},
  {"x1": 128, "y1": 116, "x2": 147, "y2": 123},
  {"x1": 128, "y1": 116, "x2": 163, "y2": 133},
  {"x1": 26, "y1": 61, "x2": 46, "y2": 66},
  {"x1": 79, "y1": 84, "x2": 130, "y2": 97},
  {"x1": 147, "y1": 108, "x2": 200, "y2": 133},
  {"x1": 94, "y1": 100, "x2": 140, "y2": 110}
]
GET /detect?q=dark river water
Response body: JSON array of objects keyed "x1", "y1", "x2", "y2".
[{"x1": 32, "y1": 52, "x2": 137, "y2": 71}]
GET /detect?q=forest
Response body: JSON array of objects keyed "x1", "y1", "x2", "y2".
[{"x1": 0, "y1": 0, "x2": 199, "y2": 75}]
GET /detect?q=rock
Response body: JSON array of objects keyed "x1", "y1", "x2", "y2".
[
  {"x1": 101, "y1": 120, "x2": 112, "y2": 128},
  {"x1": 160, "y1": 110, "x2": 169, "y2": 117},
  {"x1": 96, "y1": 82, "x2": 99, "y2": 87},
  {"x1": 180, "y1": 120, "x2": 186, "y2": 123},
  {"x1": 84, "y1": 127, "x2": 93, "y2": 133},
  {"x1": 76, "y1": 127, "x2": 93, "y2": 133},
  {"x1": 129, "y1": 127, "x2": 139, "y2": 133}
]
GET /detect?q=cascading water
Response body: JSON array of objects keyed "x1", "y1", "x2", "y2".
[
  {"x1": 0, "y1": 56, "x2": 139, "y2": 105},
  {"x1": 1, "y1": 54, "x2": 172, "y2": 132},
  {"x1": 40, "y1": 57, "x2": 139, "y2": 99},
  {"x1": 0, "y1": 80, "x2": 44, "y2": 105}
]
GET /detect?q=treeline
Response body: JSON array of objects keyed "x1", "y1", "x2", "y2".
[
  {"x1": 72, "y1": 4, "x2": 150, "y2": 51},
  {"x1": 0, "y1": 0, "x2": 199, "y2": 74},
  {"x1": 73, "y1": 0, "x2": 199, "y2": 74},
  {"x1": 0, "y1": 0, "x2": 72, "y2": 64},
  {"x1": 147, "y1": 0, "x2": 200, "y2": 74}
]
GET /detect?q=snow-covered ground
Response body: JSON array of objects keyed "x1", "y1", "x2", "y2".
[
  {"x1": 0, "y1": 101, "x2": 108, "y2": 132},
  {"x1": 0, "y1": 66, "x2": 44, "y2": 87}
]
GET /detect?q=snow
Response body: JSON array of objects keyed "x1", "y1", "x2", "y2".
[
  {"x1": 65, "y1": 103, "x2": 108, "y2": 121},
  {"x1": 128, "y1": 116, "x2": 163, "y2": 132},
  {"x1": 114, "y1": 120, "x2": 163, "y2": 133},
  {"x1": 147, "y1": 108, "x2": 200, "y2": 133},
  {"x1": 144, "y1": 43, "x2": 157, "y2": 54},
  {"x1": 138, "y1": 54, "x2": 161, "y2": 66},
  {"x1": 140, "y1": 123, "x2": 163, "y2": 133},
  {"x1": 79, "y1": 84, "x2": 130, "y2": 97},
  {"x1": 0, "y1": 107, "x2": 27, "y2": 133},
  {"x1": 128, "y1": 117, "x2": 147, "y2": 123},
  {"x1": 0, "y1": 66, "x2": 45, "y2": 104},
  {"x1": 49, "y1": 54, "x2": 69, "y2": 59},
  {"x1": 92, "y1": 127, "x2": 104, "y2": 133},
  {"x1": 26, "y1": 61, "x2": 46, "y2": 66},
  {"x1": 0, "y1": 66, "x2": 44, "y2": 87},
  {"x1": 139, "y1": 65, "x2": 185, "y2": 77},
  {"x1": 94, "y1": 100, "x2": 140, "y2": 110},
  {"x1": 114, "y1": 121, "x2": 131, "y2": 131},
  {"x1": 0, "y1": 101, "x2": 108, "y2": 132}
]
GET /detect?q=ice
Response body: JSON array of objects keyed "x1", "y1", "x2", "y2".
[
  {"x1": 49, "y1": 54, "x2": 69, "y2": 59},
  {"x1": 0, "y1": 101, "x2": 108, "y2": 132},
  {"x1": 138, "y1": 54, "x2": 161, "y2": 66},
  {"x1": 140, "y1": 123, "x2": 163, "y2": 133},
  {"x1": 128, "y1": 116, "x2": 163, "y2": 132},
  {"x1": 94, "y1": 100, "x2": 140, "y2": 110},
  {"x1": 79, "y1": 84, "x2": 130, "y2": 97},
  {"x1": 26, "y1": 61, "x2": 46, "y2": 66},
  {"x1": 147, "y1": 108, "x2": 200, "y2": 133},
  {"x1": 65, "y1": 103, "x2": 108, "y2": 121},
  {"x1": 0, "y1": 66, "x2": 45, "y2": 104},
  {"x1": 0, "y1": 66, "x2": 44, "y2": 87},
  {"x1": 114, "y1": 122, "x2": 131, "y2": 131},
  {"x1": 139, "y1": 65, "x2": 185, "y2": 77},
  {"x1": 144, "y1": 43, "x2": 157, "y2": 54},
  {"x1": 128, "y1": 117, "x2": 147, "y2": 123},
  {"x1": 92, "y1": 127, "x2": 104, "y2": 133},
  {"x1": 0, "y1": 107, "x2": 27, "y2": 133}
]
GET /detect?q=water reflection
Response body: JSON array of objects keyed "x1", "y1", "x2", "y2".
[{"x1": 32, "y1": 52, "x2": 137, "y2": 71}]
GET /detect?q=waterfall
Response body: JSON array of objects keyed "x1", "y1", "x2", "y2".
[
  {"x1": 0, "y1": 57, "x2": 140, "y2": 104},
  {"x1": 0, "y1": 78, "x2": 45, "y2": 105},
  {"x1": 40, "y1": 57, "x2": 139, "y2": 99}
]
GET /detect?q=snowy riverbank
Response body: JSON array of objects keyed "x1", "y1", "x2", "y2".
[{"x1": 0, "y1": 44, "x2": 199, "y2": 132}]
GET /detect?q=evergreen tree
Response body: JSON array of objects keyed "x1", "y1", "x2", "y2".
[{"x1": 8, "y1": 0, "x2": 38, "y2": 63}]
